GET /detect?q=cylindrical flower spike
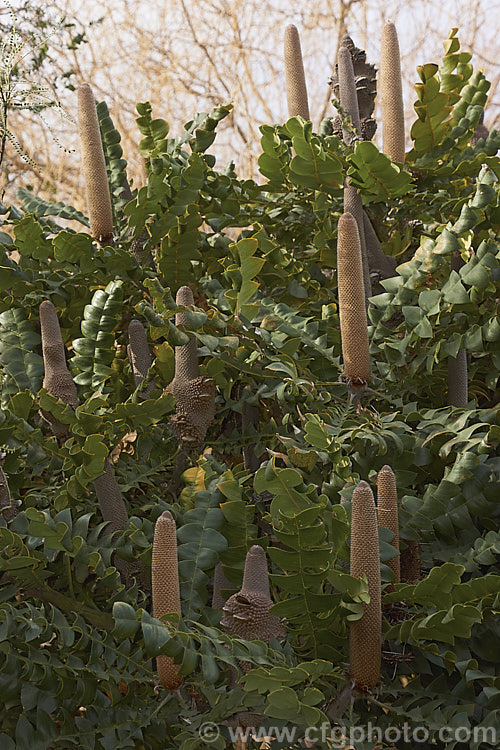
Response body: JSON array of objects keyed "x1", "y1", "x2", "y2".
[
  {"x1": 152, "y1": 510, "x2": 183, "y2": 690},
  {"x1": 350, "y1": 481, "x2": 381, "y2": 690},
  {"x1": 0, "y1": 467, "x2": 18, "y2": 522},
  {"x1": 344, "y1": 182, "x2": 372, "y2": 301},
  {"x1": 400, "y1": 540, "x2": 421, "y2": 584},
  {"x1": 284, "y1": 25, "x2": 310, "y2": 120},
  {"x1": 381, "y1": 21, "x2": 405, "y2": 163},
  {"x1": 447, "y1": 350, "x2": 468, "y2": 407},
  {"x1": 212, "y1": 562, "x2": 233, "y2": 610},
  {"x1": 127, "y1": 319, "x2": 155, "y2": 398},
  {"x1": 337, "y1": 213, "x2": 371, "y2": 387},
  {"x1": 376, "y1": 465, "x2": 400, "y2": 584},
  {"x1": 338, "y1": 45, "x2": 362, "y2": 143},
  {"x1": 78, "y1": 83, "x2": 114, "y2": 243}
]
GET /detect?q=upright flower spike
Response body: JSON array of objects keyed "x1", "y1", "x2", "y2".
[
  {"x1": 338, "y1": 45, "x2": 362, "y2": 144},
  {"x1": 39, "y1": 301, "x2": 79, "y2": 439},
  {"x1": 212, "y1": 562, "x2": 233, "y2": 610},
  {"x1": 0, "y1": 467, "x2": 18, "y2": 522},
  {"x1": 127, "y1": 318, "x2": 155, "y2": 398},
  {"x1": 93, "y1": 458, "x2": 129, "y2": 536},
  {"x1": 376, "y1": 465, "x2": 400, "y2": 584},
  {"x1": 447, "y1": 350, "x2": 468, "y2": 407},
  {"x1": 350, "y1": 481, "x2": 381, "y2": 690},
  {"x1": 400, "y1": 541, "x2": 421, "y2": 584},
  {"x1": 337, "y1": 213, "x2": 371, "y2": 391},
  {"x1": 380, "y1": 21, "x2": 405, "y2": 164},
  {"x1": 338, "y1": 44, "x2": 371, "y2": 299},
  {"x1": 284, "y1": 25, "x2": 310, "y2": 120},
  {"x1": 78, "y1": 83, "x2": 114, "y2": 243},
  {"x1": 164, "y1": 286, "x2": 215, "y2": 448},
  {"x1": 152, "y1": 511, "x2": 183, "y2": 690},
  {"x1": 93, "y1": 458, "x2": 132, "y2": 582}
]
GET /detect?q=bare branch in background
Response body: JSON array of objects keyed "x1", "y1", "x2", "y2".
[{"x1": 2, "y1": 0, "x2": 499, "y2": 207}]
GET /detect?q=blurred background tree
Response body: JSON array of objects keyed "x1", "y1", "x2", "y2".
[{"x1": 2, "y1": 0, "x2": 499, "y2": 208}]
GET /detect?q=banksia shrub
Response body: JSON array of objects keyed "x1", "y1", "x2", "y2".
[
  {"x1": 39, "y1": 301, "x2": 79, "y2": 439},
  {"x1": 376, "y1": 465, "x2": 400, "y2": 584},
  {"x1": 337, "y1": 213, "x2": 371, "y2": 389},
  {"x1": 447, "y1": 350, "x2": 468, "y2": 407},
  {"x1": 78, "y1": 83, "x2": 114, "y2": 243},
  {"x1": 152, "y1": 510, "x2": 183, "y2": 690},
  {"x1": 164, "y1": 286, "x2": 215, "y2": 448},
  {"x1": 349, "y1": 481, "x2": 381, "y2": 690},
  {"x1": 380, "y1": 21, "x2": 405, "y2": 164},
  {"x1": 127, "y1": 318, "x2": 155, "y2": 398},
  {"x1": 284, "y1": 25, "x2": 310, "y2": 120}
]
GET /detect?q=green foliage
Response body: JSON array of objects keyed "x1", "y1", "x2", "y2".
[{"x1": 0, "y1": 28, "x2": 499, "y2": 750}]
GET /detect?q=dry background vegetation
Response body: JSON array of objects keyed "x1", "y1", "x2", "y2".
[{"x1": 2, "y1": 0, "x2": 500, "y2": 208}]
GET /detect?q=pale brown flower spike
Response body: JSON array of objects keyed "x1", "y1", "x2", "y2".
[
  {"x1": 284, "y1": 24, "x2": 310, "y2": 120},
  {"x1": 376, "y1": 465, "x2": 400, "y2": 584},
  {"x1": 337, "y1": 213, "x2": 371, "y2": 391},
  {"x1": 381, "y1": 21, "x2": 405, "y2": 164},
  {"x1": 0, "y1": 467, "x2": 18, "y2": 522},
  {"x1": 151, "y1": 510, "x2": 183, "y2": 690},
  {"x1": 338, "y1": 44, "x2": 371, "y2": 300},
  {"x1": 350, "y1": 481, "x2": 381, "y2": 690},
  {"x1": 78, "y1": 83, "x2": 114, "y2": 243},
  {"x1": 127, "y1": 318, "x2": 156, "y2": 398},
  {"x1": 447, "y1": 350, "x2": 468, "y2": 407}
]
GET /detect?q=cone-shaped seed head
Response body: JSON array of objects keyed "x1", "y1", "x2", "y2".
[
  {"x1": 376, "y1": 465, "x2": 400, "y2": 584},
  {"x1": 447, "y1": 350, "x2": 468, "y2": 407},
  {"x1": 337, "y1": 213, "x2": 371, "y2": 383},
  {"x1": 284, "y1": 25, "x2": 310, "y2": 120},
  {"x1": 0, "y1": 467, "x2": 18, "y2": 522},
  {"x1": 350, "y1": 480, "x2": 381, "y2": 690},
  {"x1": 220, "y1": 545, "x2": 285, "y2": 644},
  {"x1": 39, "y1": 301, "x2": 79, "y2": 437},
  {"x1": 381, "y1": 22, "x2": 405, "y2": 163},
  {"x1": 338, "y1": 45, "x2": 362, "y2": 143},
  {"x1": 78, "y1": 83, "x2": 114, "y2": 243},
  {"x1": 152, "y1": 510, "x2": 183, "y2": 689},
  {"x1": 174, "y1": 285, "x2": 199, "y2": 381},
  {"x1": 165, "y1": 286, "x2": 215, "y2": 447}
]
